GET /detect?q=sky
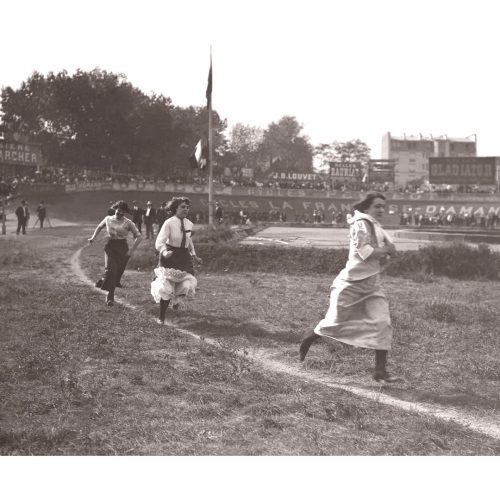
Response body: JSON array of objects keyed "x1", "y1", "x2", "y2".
[{"x1": 2, "y1": 0, "x2": 499, "y2": 158}]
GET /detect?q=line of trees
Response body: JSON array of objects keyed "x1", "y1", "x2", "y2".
[{"x1": 0, "y1": 68, "x2": 370, "y2": 178}]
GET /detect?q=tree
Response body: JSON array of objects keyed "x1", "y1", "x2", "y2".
[
  {"x1": 228, "y1": 123, "x2": 264, "y2": 170},
  {"x1": 0, "y1": 69, "x2": 228, "y2": 177},
  {"x1": 331, "y1": 139, "x2": 371, "y2": 166},
  {"x1": 260, "y1": 116, "x2": 313, "y2": 172},
  {"x1": 313, "y1": 143, "x2": 336, "y2": 173}
]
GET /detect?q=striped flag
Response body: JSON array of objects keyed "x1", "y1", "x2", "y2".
[{"x1": 189, "y1": 138, "x2": 207, "y2": 169}]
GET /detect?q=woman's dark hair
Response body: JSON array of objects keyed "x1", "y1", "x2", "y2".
[
  {"x1": 167, "y1": 197, "x2": 191, "y2": 214},
  {"x1": 111, "y1": 200, "x2": 129, "y2": 212},
  {"x1": 352, "y1": 192, "x2": 386, "y2": 213}
]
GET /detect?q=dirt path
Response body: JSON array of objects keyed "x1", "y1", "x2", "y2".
[{"x1": 69, "y1": 245, "x2": 500, "y2": 441}]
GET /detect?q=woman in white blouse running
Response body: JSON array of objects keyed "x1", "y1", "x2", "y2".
[
  {"x1": 88, "y1": 200, "x2": 142, "y2": 306},
  {"x1": 152, "y1": 197, "x2": 202, "y2": 324},
  {"x1": 300, "y1": 192, "x2": 400, "y2": 383}
]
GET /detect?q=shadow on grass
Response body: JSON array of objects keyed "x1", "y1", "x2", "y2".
[{"x1": 176, "y1": 313, "x2": 298, "y2": 345}]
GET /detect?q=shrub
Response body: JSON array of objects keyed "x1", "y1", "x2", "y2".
[
  {"x1": 131, "y1": 232, "x2": 500, "y2": 281},
  {"x1": 387, "y1": 243, "x2": 499, "y2": 280}
]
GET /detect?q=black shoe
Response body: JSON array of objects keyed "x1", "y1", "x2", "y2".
[
  {"x1": 299, "y1": 334, "x2": 319, "y2": 362},
  {"x1": 172, "y1": 303, "x2": 179, "y2": 311},
  {"x1": 106, "y1": 300, "x2": 114, "y2": 307},
  {"x1": 95, "y1": 279, "x2": 103, "y2": 288},
  {"x1": 373, "y1": 371, "x2": 400, "y2": 383}
]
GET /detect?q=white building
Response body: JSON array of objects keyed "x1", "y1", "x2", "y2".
[{"x1": 381, "y1": 133, "x2": 477, "y2": 185}]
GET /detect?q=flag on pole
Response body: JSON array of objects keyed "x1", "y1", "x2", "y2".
[
  {"x1": 189, "y1": 138, "x2": 207, "y2": 169},
  {"x1": 206, "y1": 54, "x2": 212, "y2": 108}
]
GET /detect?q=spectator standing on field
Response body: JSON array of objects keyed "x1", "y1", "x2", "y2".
[
  {"x1": 36, "y1": 201, "x2": 47, "y2": 228},
  {"x1": 15, "y1": 200, "x2": 30, "y2": 235},
  {"x1": 143, "y1": 201, "x2": 157, "y2": 239},
  {"x1": 156, "y1": 201, "x2": 169, "y2": 231},
  {"x1": 215, "y1": 201, "x2": 224, "y2": 224},
  {"x1": 131, "y1": 201, "x2": 144, "y2": 234}
]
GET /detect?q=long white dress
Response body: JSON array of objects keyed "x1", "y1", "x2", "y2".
[{"x1": 314, "y1": 211, "x2": 394, "y2": 350}]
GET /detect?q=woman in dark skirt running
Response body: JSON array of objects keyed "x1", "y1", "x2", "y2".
[
  {"x1": 88, "y1": 200, "x2": 142, "y2": 306},
  {"x1": 152, "y1": 197, "x2": 202, "y2": 324},
  {"x1": 299, "y1": 192, "x2": 399, "y2": 382}
]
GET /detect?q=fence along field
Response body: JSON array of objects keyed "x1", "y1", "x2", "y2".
[{"x1": 0, "y1": 198, "x2": 499, "y2": 455}]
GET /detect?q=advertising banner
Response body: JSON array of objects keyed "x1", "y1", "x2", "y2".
[
  {"x1": 329, "y1": 162, "x2": 361, "y2": 180},
  {"x1": 429, "y1": 157, "x2": 496, "y2": 185},
  {"x1": 0, "y1": 140, "x2": 43, "y2": 167},
  {"x1": 268, "y1": 171, "x2": 324, "y2": 182},
  {"x1": 368, "y1": 159, "x2": 395, "y2": 183}
]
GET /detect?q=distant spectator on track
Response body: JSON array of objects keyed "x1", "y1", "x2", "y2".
[
  {"x1": 15, "y1": 200, "x2": 30, "y2": 235},
  {"x1": 35, "y1": 201, "x2": 47, "y2": 228},
  {"x1": 156, "y1": 201, "x2": 169, "y2": 230},
  {"x1": 131, "y1": 201, "x2": 144, "y2": 234},
  {"x1": 143, "y1": 201, "x2": 156, "y2": 239},
  {"x1": 215, "y1": 201, "x2": 224, "y2": 224}
]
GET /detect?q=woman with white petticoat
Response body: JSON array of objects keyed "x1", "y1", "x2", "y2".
[
  {"x1": 152, "y1": 197, "x2": 202, "y2": 324},
  {"x1": 299, "y1": 192, "x2": 400, "y2": 382}
]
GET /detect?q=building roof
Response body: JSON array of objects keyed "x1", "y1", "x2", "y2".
[{"x1": 387, "y1": 132, "x2": 475, "y2": 143}]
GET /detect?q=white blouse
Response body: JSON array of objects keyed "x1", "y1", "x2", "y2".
[
  {"x1": 98, "y1": 216, "x2": 140, "y2": 239},
  {"x1": 339, "y1": 211, "x2": 393, "y2": 281},
  {"x1": 155, "y1": 216, "x2": 196, "y2": 255}
]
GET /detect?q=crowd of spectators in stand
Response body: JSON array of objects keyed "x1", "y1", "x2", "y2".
[
  {"x1": 1, "y1": 166, "x2": 498, "y2": 196},
  {"x1": 399, "y1": 209, "x2": 499, "y2": 228}
]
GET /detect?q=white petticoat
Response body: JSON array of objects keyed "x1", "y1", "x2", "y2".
[{"x1": 150, "y1": 267, "x2": 197, "y2": 305}]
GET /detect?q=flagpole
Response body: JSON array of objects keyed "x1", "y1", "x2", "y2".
[{"x1": 207, "y1": 48, "x2": 214, "y2": 228}]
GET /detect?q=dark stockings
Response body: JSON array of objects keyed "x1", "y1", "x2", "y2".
[
  {"x1": 299, "y1": 332, "x2": 320, "y2": 362},
  {"x1": 375, "y1": 349, "x2": 388, "y2": 375},
  {"x1": 159, "y1": 299, "x2": 170, "y2": 322}
]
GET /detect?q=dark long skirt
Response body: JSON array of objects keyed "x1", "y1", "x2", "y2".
[
  {"x1": 100, "y1": 239, "x2": 129, "y2": 293},
  {"x1": 159, "y1": 245, "x2": 194, "y2": 274}
]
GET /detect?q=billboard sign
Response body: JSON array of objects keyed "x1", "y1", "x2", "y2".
[
  {"x1": 429, "y1": 157, "x2": 496, "y2": 185},
  {"x1": 329, "y1": 162, "x2": 361, "y2": 180},
  {"x1": 268, "y1": 171, "x2": 324, "y2": 182},
  {"x1": 0, "y1": 140, "x2": 43, "y2": 167},
  {"x1": 368, "y1": 159, "x2": 395, "y2": 183}
]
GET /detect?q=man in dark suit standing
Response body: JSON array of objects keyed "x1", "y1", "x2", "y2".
[
  {"x1": 143, "y1": 200, "x2": 156, "y2": 239},
  {"x1": 131, "y1": 200, "x2": 144, "y2": 234},
  {"x1": 36, "y1": 201, "x2": 47, "y2": 228},
  {"x1": 215, "y1": 201, "x2": 224, "y2": 224},
  {"x1": 156, "y1": 201, "x2": 168, "y2": 231},
  {"x1": 15, "y1": 200, "x2": 30, "y2": 235}
]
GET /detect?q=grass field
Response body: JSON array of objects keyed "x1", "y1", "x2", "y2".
[{"x1": 1, "y1": 224, "x2": 500, "y2": 456}]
